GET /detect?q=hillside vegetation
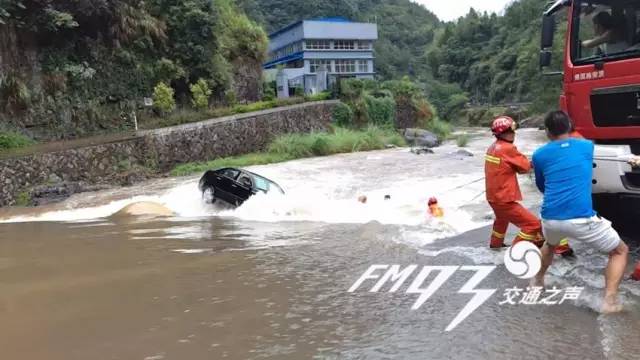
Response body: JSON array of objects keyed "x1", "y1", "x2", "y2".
[
  {"x1": 241, "y1": 0, "x2": 566, "y2": 120},
  {"x1": 0, "y1": 0, "x2": 267, "y2": 140},
  {"x1": 0, "y1": 0, "x2": 566, "y2": 147}
]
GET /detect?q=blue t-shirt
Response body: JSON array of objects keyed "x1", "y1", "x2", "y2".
[{"x1": 532, "y1": 138, "x2": 596, "y2": 220}]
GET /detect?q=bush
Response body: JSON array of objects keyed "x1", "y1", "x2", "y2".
[
  {"x1": 152, "y1": 82, "x2": 176, "y2": 115},
  {"x1": 304, "y1": 91, "x2": 331, "y2": 102},
  {"x1": 14, "y1": 191, "x2": 31, "y2": 207},
  {"x1": 224, "y1": 89, "x2": 238, "y2": 106},
  {"x1": 0, "y1": 73, "x2": 31, "y2": 112},
  {"x1": 0, "y1": 131, "x2": 35, "y2": 151},
  {"x1": 427, "y1": 118, "x2": 453, "y2": 142},
  {"x1": 268, "y1": 126, "x2": 405, "y2": 158},
  {"x1": 190, "y1": 79, "x2": 212, "y2": 110},
  {"x1": 332, "y1": 102, "x2": 354, "y2": 127},
  {"x1": 456, "y1": 133, "x2": 470, "y2": 147},
  {"x1": 293, "y1": 87, "x2": 304, "y2": 97},
  {"x1": 262, "y1": 81, "x2": 276, "y2": 101},
  {"x1": 413, "y1": 98, "x2": 436, "y2": 128},
  {"x1": 364, "y1": 95, "x2": 396, "y2": 128},
  {"x1": 232, "y1": 100, "x2": 276, "y2": 114},
  {"x1": 339, "y1": 78, "x2": 367, "y2": 100},
  {"x1": 443, "y1": 93, "x2": 469, "y2": 121}
]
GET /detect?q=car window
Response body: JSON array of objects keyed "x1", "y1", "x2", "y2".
[
  {"x1": 218, "y1": 168, "x2": 239, "y2": 179},
  {"x1": 253, "y1": 176, "x2": 270, "y2": 192},
  {"x1": 238, "y1": 175, "x2": 253, "y2": 188}
]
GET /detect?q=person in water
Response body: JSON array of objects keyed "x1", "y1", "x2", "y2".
[{"x1": 428, "y1": 197, "x2": 444, "y2": 218}]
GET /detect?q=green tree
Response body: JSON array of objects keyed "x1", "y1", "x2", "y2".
[
  {"x1": 153, "y1": 82, "x2": 176, "y2": 115},
  {"x1": 190, "y1": 79, "x2": 212, "y2": 110}
]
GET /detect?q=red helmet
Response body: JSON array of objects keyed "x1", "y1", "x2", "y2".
[
  {"x1": 428, "y1": 197, "x2": 438, "y2": 206},
  {"x1": 491, "y1": 116, "x2": 517, "y2": 136}
]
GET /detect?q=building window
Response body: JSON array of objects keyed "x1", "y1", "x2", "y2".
[
  {"x1": 306, "y1": 40, "x2": 330, "y2": 50},
  {"x1": 310, "y1": 59, "x2": 332, "y2": 73},
  {"x1": 335, "y1": 60, "x2": 356, "y2": 73},
  {"x1": 334, "y1": 40, "x2": 355, "y2": 50},
  {"x1": 271, "y1": 41, "x2": 302, "y2": 62},
  {"x1": 357, "y1": 41, "x2": 371, "y2": 50},
  {"x1": 357, "y1": 60, "x2": 368, "y2": 73}
]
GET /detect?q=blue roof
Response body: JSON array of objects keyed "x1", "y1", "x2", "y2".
[
  {"x1": 311, "y1": 17, "x2": 351, "y2": 23},
  {"x1": 269, "y1": 17, "x2": 354, "y2": 38},
  {"x1": 263, "y1": 52, "x2": 304, "y2": 69}
]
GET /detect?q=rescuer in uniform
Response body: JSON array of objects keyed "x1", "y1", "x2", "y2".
[{"x1": 485, "y1": 116, "x2": 544, "y2": 249}]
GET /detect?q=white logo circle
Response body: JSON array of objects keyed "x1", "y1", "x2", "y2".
[{"x1": 504, "y1": 241, "x2": 542, "y2": 279}]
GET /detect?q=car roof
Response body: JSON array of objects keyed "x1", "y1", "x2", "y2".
[{"x1": 216, "y1": 167, "x2": 281, "y2": 186}]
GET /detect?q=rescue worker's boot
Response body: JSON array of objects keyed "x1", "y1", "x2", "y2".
[
  {"x1": 489, "y1": 230, "x2": 507, "y2": 249},
  {"x1": 632, "y1": 262, "x2": 640, "y2": 281},
  {"x1": 554, "y1": 238, "x2": 575, "y2": 258}
]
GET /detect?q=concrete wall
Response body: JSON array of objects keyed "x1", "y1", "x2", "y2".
[
  {"x1": 0, "y1": 101, "x2": 338, "y2": 207},
  {"x1": 303, "y1": 21, "x2": 378, "y2": 40}
]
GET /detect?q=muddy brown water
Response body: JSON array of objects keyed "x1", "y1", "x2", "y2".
[{"x1": 1, "y1": 129, "x2": 639, "y2": 359}]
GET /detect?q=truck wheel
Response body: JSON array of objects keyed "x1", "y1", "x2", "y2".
[{"x1": 593, "y1": 194, "x2": 635, "y2": 236}]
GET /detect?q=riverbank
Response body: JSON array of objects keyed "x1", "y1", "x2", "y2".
[
  {"x1": 171, "y1": 126, "x2": 406, "y2": 176},
  {"x1": 0, "y1": 101, "x2": 336, "y2": 207}
]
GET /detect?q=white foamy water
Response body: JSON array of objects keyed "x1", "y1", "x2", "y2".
[{"x1": 1, "y1": 131, "x2": 548, "y2": 249}]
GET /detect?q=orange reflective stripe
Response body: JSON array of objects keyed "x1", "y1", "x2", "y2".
[
  {"x1": 517, "y1": 231, "x2": 536, "y2": 241},
  {"x1": 492, "y1": 230, "x2": 505, "y2": 239},
  {"x1": 485, "y1": 154, "x2": 501, "y2": 165}
]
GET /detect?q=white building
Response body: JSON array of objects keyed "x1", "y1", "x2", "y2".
[{"x1": 264, "y1": 17, "x2": 378, "y2": 95}]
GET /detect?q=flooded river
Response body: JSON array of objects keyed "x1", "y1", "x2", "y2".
[{"x1": 1, "y1": 129, "x2": 639, "y2": 359}]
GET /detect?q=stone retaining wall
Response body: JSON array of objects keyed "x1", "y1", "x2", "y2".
[{"x1": 0, "y1": 101, "x2": 337, "y2": 207}]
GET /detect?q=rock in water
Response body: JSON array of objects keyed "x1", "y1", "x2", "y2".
[
  {"x1": 112, "y1": 202, "x2": 174, "y2": 218},
  {"x1": 410, "y1": 147, "x2": 435, "y2": 155},
  {"x1": 519, "y1": 115, "x2": 544, "y2": 129},
  {"x1": 453, "y1": 149, "x2": 474, "y2": 157},
  {"x1": 31, "y1": 182, "x2": 111, "y2": 206},
  {"x1": 403, "y1": 128, "x2": 440, "y2": 148}
]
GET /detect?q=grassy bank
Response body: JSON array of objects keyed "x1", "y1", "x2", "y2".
[
  {"x1": 171, "y1": 126, "x2": 406, "y2": 176},
  {"x1": 0, "y1": 131, "x2": 36, "y2": 151}
]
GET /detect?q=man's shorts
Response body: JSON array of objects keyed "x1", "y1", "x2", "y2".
[{"x1": 542, "y1": 216, "x2": 621, "y2": 253}]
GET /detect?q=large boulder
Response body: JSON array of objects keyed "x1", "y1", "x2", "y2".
[
  {"x1": 111, "y1": 201, "x2": 174, "y2": 218},
  {"x1": 403, "y1": 128, "x2": 440, "y2": 148},
  {"x1": 520, "y1": 115, "x2": 545, "y2": 129}
]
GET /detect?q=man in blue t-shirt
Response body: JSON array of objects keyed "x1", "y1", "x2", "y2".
[{"x1": 532, "y1": 111, "x2": 628, "y2": 313}]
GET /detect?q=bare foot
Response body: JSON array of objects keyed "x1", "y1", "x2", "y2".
[
  {"x1": 529, "y1": 276, "x2": 545, "y2": 289},
  {"x1": 601, "y1": 296, "x2": 623, "y2": 314}
]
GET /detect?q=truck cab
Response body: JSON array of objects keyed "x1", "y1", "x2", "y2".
[{"x1": 541, "y1": 0, "x2": 640, "y2": 232}]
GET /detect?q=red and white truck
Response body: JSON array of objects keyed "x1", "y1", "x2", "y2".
[{"x1": 540, "y1": 0, "x2": 640, "y2": 234}]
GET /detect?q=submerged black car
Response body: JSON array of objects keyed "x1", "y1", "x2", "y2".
[{"x1": 198, "y1": 168, "x2": 285, "y2": 207}]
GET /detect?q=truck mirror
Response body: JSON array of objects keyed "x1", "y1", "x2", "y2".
[
  {"x1": 540, "y1": 50, "x2": 552, "y2": 68},
  {"x1": 541, "y1": 15, "x2": 556, "y2": 49}
]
